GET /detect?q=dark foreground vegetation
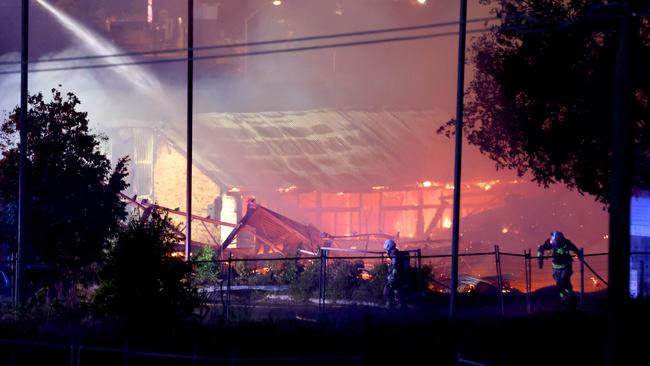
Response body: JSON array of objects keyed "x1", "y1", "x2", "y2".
[{"x1": 0, "y1": 299, "x2": 648, "y2": 366}]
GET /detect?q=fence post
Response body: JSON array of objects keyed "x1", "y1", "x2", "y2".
[
  {"x1": 524, "y1": 250, "x2": 531, "y2": 314},
  {"x1": 226, "y1": 252, "x2": 232, "y2": 325},
  {"x1": 579, "y1": 248, "x2": 585, "y2": 306},
  {"x1": 416, "y1": 249, "x2": 423, "y2": 293},
  {"x1": 319, "y1": 250, "x2": 327, "y2": 312},
  {"x1": 494, "y1": 245, "x2": 504, "y2": 316},
  {"x1": 10, "y1": 252, "x2": 16, "y2": 304}
]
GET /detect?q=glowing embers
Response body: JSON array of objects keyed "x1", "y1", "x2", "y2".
[
  {"x1": 476, "y1": 180, "x2": 500, "y2": 191},
  {"x1": 254, "y1": 266, "x2": 272, "y2": 274},
  {"x1": 442, "y1": 215, "x2": 452, "y2": 229},
  {"x1": 417, "y1": 181, "x2": 440, "y2": 188},
  {"x1": 359, "y1": 271, "x2": 373, "y2": 281},
  {"x1": 590, "y1": 276, "x2": 602, "y2": 288},
  {"x1": 170, "y1": 251, "x2": 185, "y2": 258},
  {"x1": 277, "y1": 185, "x2": 297, "y2": 193}
]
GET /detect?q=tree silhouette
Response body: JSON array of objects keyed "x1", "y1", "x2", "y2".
[
  {"x1": 0, "y1": 88, "x2": 129, "y2": 281},
  {"x1": 439, "y1": 0, "x2": 650, "y2": 205}
]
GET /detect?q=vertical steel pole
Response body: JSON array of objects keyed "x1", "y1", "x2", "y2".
[
  {"x1": 16, "y1": 0, "x2": 29, "y2": 306},
  {"x1": 525, "y1": 250, "x2": 531, "y2": 314},
  {"x1": 494, "y1": 245, "x2": 504, "y2": 316},
  {"x1": 226, "y1": 252, "x2": 232, "y2": 324},
  {"x1": 580, "y1": 248, "x2": 585, "y2": 305},
  {"x1": 607, "y1": 1, "x2": 631, "y2": 364},
  {"x1": 449, "y1": 0, "x2": 468, "y2": 318},
  {"x1": 319, "y1": 250, "x2": 327, "y2": 312},
  {"x1": 417, "y1": 249, "x2": 423, "y2": 293},
  {"x1": 185, "y1": 0, "x2": 194, "y2": 261}
]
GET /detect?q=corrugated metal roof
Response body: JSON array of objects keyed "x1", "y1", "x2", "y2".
[{"x1": 161, "y1": 109, "x2": 502, "y2": 192}]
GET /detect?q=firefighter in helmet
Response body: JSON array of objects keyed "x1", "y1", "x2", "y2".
[
  {"x1": 383, "y1": 239, "x2": 409, "y2": 309},
  {"x1": 537, "y1": 231, "x2": 583, "y2": 306}
]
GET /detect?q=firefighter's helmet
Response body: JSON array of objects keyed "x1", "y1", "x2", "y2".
[
  {"x1": 550, "y1": 231, "x2": 565, "y2": 245},
  {"x1": 383, "y1": 239, "x2": 396, "y2": 252}
]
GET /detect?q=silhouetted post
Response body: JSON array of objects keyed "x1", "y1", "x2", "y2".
[
  {"x1": 185, "y1": 0, "x2": 194, "y2": 261},
  {"x1": 524, "y1": 250, "x2": 531, "y2": 314},
  {"x1": 226, "y1": 252, "x2": 232, "y2": 324},
  {"x1": 10, "y1": 253, "x2": 15, "y2": 301},
  {"x1": 319, "y1": 250, "x2": 327, "y2": 312},
  {"x1": 449, "y1": 0, "x2": 468, "y2": 318},
  {"x1": 16, "y1": 0, "x2": 29, "y2": 306},
  {"x1": 494, "y1": 245, "x2": 504, "y2": 316},
  {"x1": 580, "y1": 248, "x2": 585, "y2": 305},
  {"x1": 607, "y1": 0, "x2": 632, "y2": 364},
  {"x1": 416, "y1": 249, "x2": 423, "y2": 293}
]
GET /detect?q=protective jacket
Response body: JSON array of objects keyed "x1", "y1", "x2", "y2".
[
  {"x1": 537, "y1": 239, "x2": 581, "y2": 270},
  {"x1": 387, "y1": 249, "x2": 410, "y2": 285}
]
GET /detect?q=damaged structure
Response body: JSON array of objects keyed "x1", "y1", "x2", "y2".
[{"x1": 110, "y1": 108, "x2": 527, "y2": 258}]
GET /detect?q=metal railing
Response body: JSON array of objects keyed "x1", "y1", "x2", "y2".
[
  {"x1": 186, "y1": 247, "x2": 631, "y2": 322},
  {"x1": 4, "y1": 249, "x2": 647, "y2": 322}
]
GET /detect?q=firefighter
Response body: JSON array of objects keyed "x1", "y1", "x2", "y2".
[
  {"x1": 383, "y1": 239, "x2": 409, "y2": 310},
  {"x1": 537, "y1": 231, "x2": 583, "y2": 306}
]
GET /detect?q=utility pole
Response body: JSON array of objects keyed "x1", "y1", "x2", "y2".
[
  {"x1": 449, "y1": 0, "x2": 468, "y2": 318},
  {"x1": 185, "y1": 0, "x2": 194, "y2": 261},
  {"x1": 15, "y1": 0, "x2": 29, "y2": 306},
  {"x1": 607, "y1": 0, "x2": 632, "y2": 364}
]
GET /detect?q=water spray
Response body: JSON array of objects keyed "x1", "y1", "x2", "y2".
[{"x1": 35, "y1": 0, "x2": 163, "y2": 98}]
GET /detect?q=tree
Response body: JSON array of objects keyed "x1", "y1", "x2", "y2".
[
  {"x1": 94, "y1": 209, "x2": 199, "y2": 323},
  {"x1": 439, "y1": 0, "x2": 650, "y2": 205},
  {"x1": 0, "y1": 88, "x2": 129, "y2": 280}
]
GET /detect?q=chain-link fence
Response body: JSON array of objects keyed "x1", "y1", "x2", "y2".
[
  {"x1": 186, "y1": 247, "x2": 627, "y2": 323},
  {"x1": 3, "y1": 248, "x2": 642, "y2": 322}
]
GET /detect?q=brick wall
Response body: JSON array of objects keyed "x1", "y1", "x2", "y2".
[{"x1": 152, "y1": 141, "x2": 223, "y2": 250}]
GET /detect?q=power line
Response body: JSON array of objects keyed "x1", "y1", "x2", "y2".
[
  {"x1": 0, "y1": 28, "x2": 490, "y2": 75},
  {"x1": 0, "y1": 16, "x2": 498, "y2": 66}
]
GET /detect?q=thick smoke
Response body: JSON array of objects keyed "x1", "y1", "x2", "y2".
[{"x1": 0, "y1": 0, "x2": 608, "y2": 256}]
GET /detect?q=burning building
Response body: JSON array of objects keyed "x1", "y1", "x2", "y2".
[
  {"x1": 107, "y1": 107, "x2": 605, "y2": 261},
  {"x1": 0, "y1": 0, "x2": 609, "y2": 284}
]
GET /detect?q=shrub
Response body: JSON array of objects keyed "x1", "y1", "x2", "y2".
[
  {"x1": 193, "y1": 246, "x2": 220, "y2": 285},
  {"x1": 94, "y1": 209, "x2": 200, "y2": 325},
  {"x1": 288, "y1": 261, "x2": 320, "y2": 303}
]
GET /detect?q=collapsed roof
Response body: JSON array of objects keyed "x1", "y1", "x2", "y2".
[
  {"x1": 160, "y1": 109, "x2": 509, "y2": 193},
  {"x1": 222, "y1": 199, "x2": 323, "y2": 255}
]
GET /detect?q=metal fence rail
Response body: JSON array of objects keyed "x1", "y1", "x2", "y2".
[
  {"x1": 2, "y1": 249, "x2": 638, "y2": 321},
  {"x1": 187, "y1": 248, "x2": 623, "y2": 321}
]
